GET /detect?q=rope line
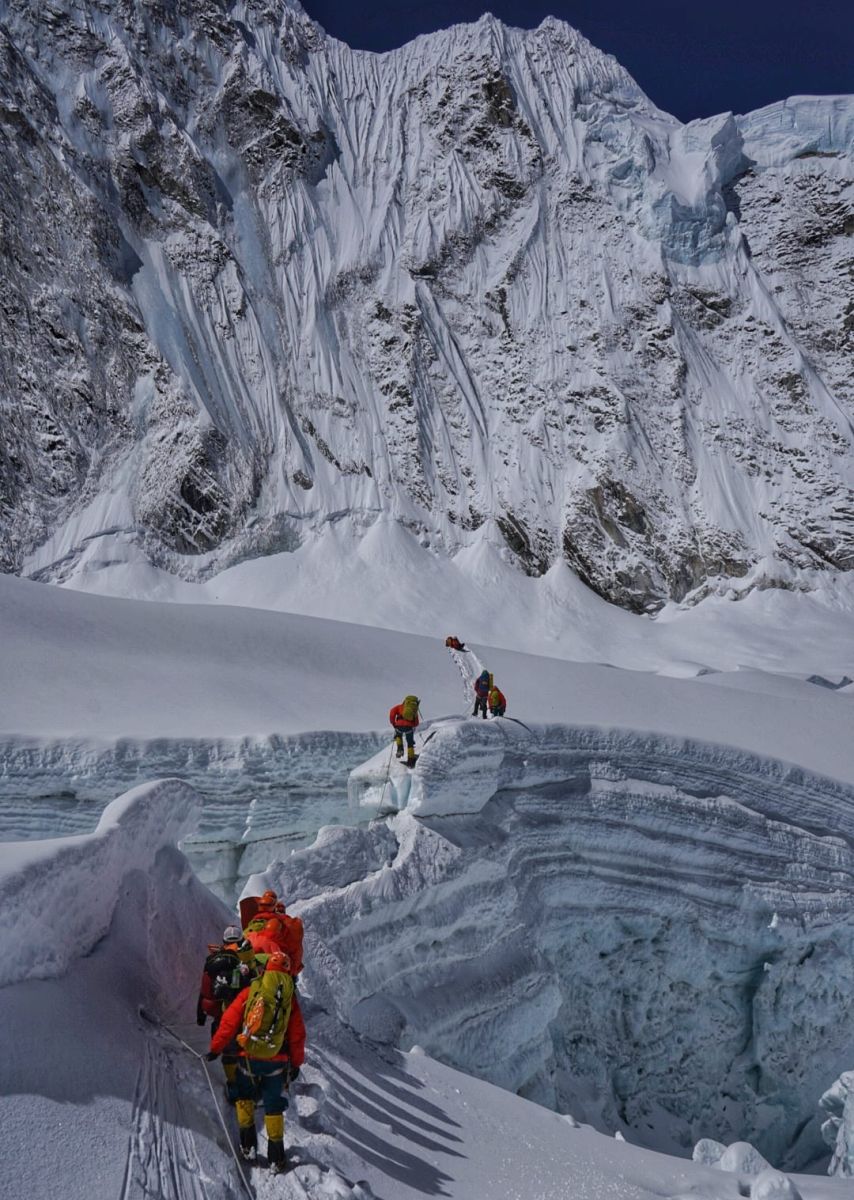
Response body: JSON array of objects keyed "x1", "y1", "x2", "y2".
[{"x1": 140, "y1": 1009, "x2": 255, "y2": 1200}]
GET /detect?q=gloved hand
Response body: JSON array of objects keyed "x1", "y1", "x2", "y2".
[
  {"x1": 288, "y1": 1066, "x2": 300, "y2": 1084},
  {"x1": 206, "y1": 1051, "x2": 220, "y2": 1062}
]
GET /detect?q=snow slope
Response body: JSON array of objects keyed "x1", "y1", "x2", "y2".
[
  {"x1": 2, "y1": 571, "x2": 854, "y2": 786},
  {"x1": 5, "y1": 566, "x2": 854, "y2": 904},
  {"x1": 3, "y1": 773, "x2": 853, "y2": 1200},
  {"x1": 49, "y1": 513, "x2": 854, "y2": 676}
]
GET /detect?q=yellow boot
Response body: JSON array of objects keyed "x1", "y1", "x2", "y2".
[
  {"x1": 235, "y1": 1099, "x2": 257, "y2": 1161},
  {"x1": 265, "y1": 1113, "x2": 286, "y2": 1174}
]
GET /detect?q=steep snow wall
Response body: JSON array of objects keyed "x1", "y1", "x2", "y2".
[
  {"x1": 0, "y1": 777, "x2": 202, "y2": 986},
  {"x1": 0, "y1": 777, "x2": 251, "y2": 1200},
  {"x1": 1, "y1": 1, "x2": 852, "y2": 612},
  {"x1": 268, "y1": 721, "x2": 854, "y2": 1170}
]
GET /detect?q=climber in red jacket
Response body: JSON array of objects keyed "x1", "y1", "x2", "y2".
[
  {"x1": 389, "y1": 695, "x2": 420, "y2": 767},
  {"x1": 208, "y1": 951, "x2": 306, "y2": 1171}
]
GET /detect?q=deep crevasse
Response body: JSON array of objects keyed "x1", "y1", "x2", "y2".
[{"x1": 263, "y1": 719, "x2": 854, "y2": 1169}]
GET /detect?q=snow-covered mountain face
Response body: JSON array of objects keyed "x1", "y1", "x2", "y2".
[{"x1": 1, "y1": 0, "x2": 853, "y2": 612}]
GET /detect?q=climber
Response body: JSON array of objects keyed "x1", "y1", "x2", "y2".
[
  {"x1": 197, "y1": 925, "x2": 258, "y2": 1102},
  {"x1": 243, "y1": 891, "x2": 304, "y2": 976},
  {"x1": 488, "y1": 683, "x2": 507, "y2": 718},
  {"x1": 244, "y1": 918, "x2": 281, "y2": 959},
  {"x1": 207, "y1": 950, "x2": 305, "y2": 1174},
  {"x1": 272, "y1": 902, "x2": 304, "y2": 976},
  {"x1": 444, "y1": 635, "x2": 467, "y2": 651},
  {"x1": 473, "y1": 670, "x2": 490, "y2": 719},
  {"x1": 389, "y1": 695, "x2": 420, "y2": 767},
  {"x1": 247, "y1": 914, "x2": 304, "y2": 976}
]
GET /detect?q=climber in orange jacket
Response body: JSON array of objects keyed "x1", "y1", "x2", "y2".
[
  {"x1": 389, "y1": 695, "x2": 420, "y2": 767},
  {"x1": 243, "y1": 890, "x2": 304, "y2": 975}
]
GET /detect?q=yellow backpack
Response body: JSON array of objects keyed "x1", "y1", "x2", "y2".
[{"x1": 236, "y1": 970, "x2": 293, "y2": 1058}]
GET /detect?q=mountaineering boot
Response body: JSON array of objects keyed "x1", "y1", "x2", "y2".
[
  {"x1": 268, "y1": 1144, "x2": 287, "y2": 1174},
  {"x1": 405, "y1": 754, "x2": 418, "y2": 769},
  {"x1": 239, "y1": 1125, "x2": 258, "y2": 1161},
  {"x1": 266, "y1": 1114, "x2": 287, "y2": 1173},
  {"x1": 236, "y1": 1099, "x2": 257, "y2": 1160}
]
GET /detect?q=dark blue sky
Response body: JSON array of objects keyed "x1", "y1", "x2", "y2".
[{"x1": 302, "y1": 1, "x2": 853, "y2": 122}]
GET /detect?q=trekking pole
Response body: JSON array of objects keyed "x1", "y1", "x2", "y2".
[{"x1": 139, "y1": 1008, "x2": 254, "y2": 1200}]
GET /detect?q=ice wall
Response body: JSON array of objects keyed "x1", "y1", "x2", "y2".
[
  {"x1": 2, "y1": 0, "x2": 853, "y2": 612},
  {"x1": 0, "y1": 729, "x2": 383, "y2": 899},
  {"x1": 820, "y1": 1072, "x2": 854, "y2": 1177},
  {"x1": 269, "y1": 720, "x2": 854, "y2": 1169}
]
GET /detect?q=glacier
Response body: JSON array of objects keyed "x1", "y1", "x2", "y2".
[
  {"x1": 2, "y1": 584, "x2": 854, "y2": 1194},
  {"x1": 1, "y1": 767, "x2": 851, "y2": 1200},
  {"x1": 2, "y1": 4, "x2": 854, "y2": 1195},
  {"x1": 258, "y1": 715, "x2": 854, "y2": 1170}
]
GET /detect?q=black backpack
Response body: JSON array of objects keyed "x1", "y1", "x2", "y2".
[{"x1": 205, "y1": 949, "x2": 244, "y2": 1001}]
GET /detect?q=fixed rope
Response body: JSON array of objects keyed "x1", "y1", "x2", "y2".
[{"x1": 140, "y1": 1008, "x2": 255, "y2": 1200}]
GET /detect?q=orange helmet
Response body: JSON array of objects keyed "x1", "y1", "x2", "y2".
[
  {"x1": 258, "y1": 889, "x2": 277, "y2": 908},
  {"x1": 263, "y1": 917, "x2": 282, "y2": 936},
  {"x1": 266, "y1": 951, "x2": 291, "y2": 973}
]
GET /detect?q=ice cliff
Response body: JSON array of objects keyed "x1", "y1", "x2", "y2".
[
  {"x1": 0, "y1": 776, "x2": 203, "y2": 986},
  {"x1": 0, "y1": 0, "x2": 852, "y2": 612},
  {"x1": 821, "y1": 1071, "x2": 854, "y2": 1177},
  {"x1": 262, "y1": 719, "x2": 854, "y2": 1170}
]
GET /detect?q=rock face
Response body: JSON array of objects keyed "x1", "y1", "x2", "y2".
[{"x1": 0, "y1": 0, "x2": 852, "y2": 610}]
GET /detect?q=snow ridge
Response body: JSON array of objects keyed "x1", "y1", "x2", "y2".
[{"x1": 0, "y1": 777, "x2": 200, "y2": 986}]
